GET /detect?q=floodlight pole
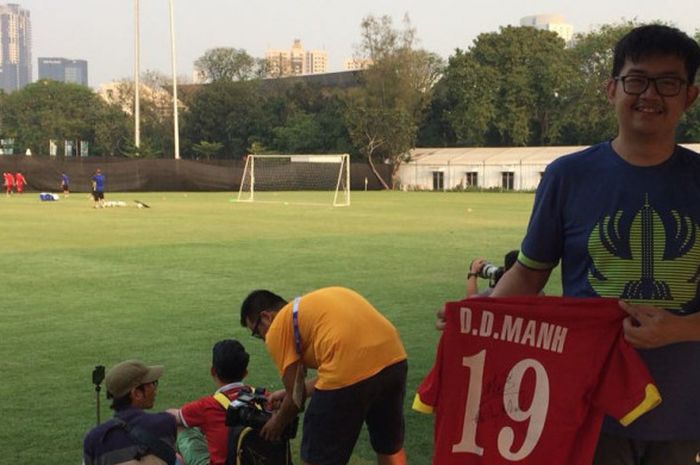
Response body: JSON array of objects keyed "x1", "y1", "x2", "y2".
[
  {"x1": 168, "y1": 0, "x2": 181, "y2": 159},
  {"x1": 134, "y1": 0, "x2": 141, "y2": 151}
]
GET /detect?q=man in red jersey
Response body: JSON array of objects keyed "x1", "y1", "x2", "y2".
[
  {"x1": 14, "y1": 172, "x2": 27, "y2": 193},
  {"x1": 167, "y1": 339, "x2": 253, "y2": 465},
  {"x1": 3, "y1": 171, "x2": 14, "y2": 195}
]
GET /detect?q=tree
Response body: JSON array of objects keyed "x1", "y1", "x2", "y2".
[
  {"x1": 0, "y1": 80, "x2": 130, "y2": 155},
  {"x1": 272, "y1": 112, "x2": 324, "y2": 153},
  {"x1": 182, "y1": 80, "x2": 268, "y2": 158},
  {"x1": 192, "y1": 140, "x2": 223, "y2": 159},
  {"x1": 93, "y1": 103, "x2": 131, "y2": 156},
  {"x1": 104, "y1": 72, "x2": 176, "y2": 157},
  {"x1": 677, "y1": 30, "x2": 700, "y2": 141},
  {"x1": 194, "y1": 48, "x2": 265, "y2": 82},
  {"x1": 344, "y1": 14, "x2": 443, "y2": 188},
  {"x1": 263, "y1": 81, "x2": 353, "y2": 154},
  {"x1": 553, "y1": 22, "x2": 638, "y2": 144},
  {"x1": 441, "y1": 26, "x2": 572, "y2": 147}
]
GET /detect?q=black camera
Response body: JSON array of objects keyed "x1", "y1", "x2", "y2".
[
  {"x1": 225, "y1": 388, "x2": 298, "y2": 441},
  {"x1": 92, "y1": 365, "x2": 105, "y2": 386},
  {"x1": 477, "y1": 262, "x2": 505, "y2": 287}
]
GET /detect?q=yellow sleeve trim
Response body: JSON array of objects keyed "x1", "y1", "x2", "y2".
[
  {"x1": 412, "y1": 394, "x2": 434, "y2": 414},
  {"x1": 619, "y1": 384, "x2": 662, "y2": 427},
  {"x1": 518, "y1": 251, "x2": 557, "y2": 271}
]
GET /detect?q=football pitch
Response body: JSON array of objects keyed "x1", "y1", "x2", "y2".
[{"x1": 0, "y1": 190, "x2": 561, "y2": 465}]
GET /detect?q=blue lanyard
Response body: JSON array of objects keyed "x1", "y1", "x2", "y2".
[{"x1": 292, "y1": 297, "x2": 302, "y2": 356}]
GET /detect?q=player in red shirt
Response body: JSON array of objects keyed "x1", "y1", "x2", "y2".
[
  {"x1": 14, "y1": 172, "x2": 27, "y2": 194},
  {"x1": 3, "y1": 172, "x2": 14, "y2": 195},
  {"x1": 167, "y1": 339, "x2": 254, "y2": 465}
]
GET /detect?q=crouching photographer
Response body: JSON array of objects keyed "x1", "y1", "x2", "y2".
[
  {"x1": 465, "y1": 250, "x2": 519, "y2": 297},
  {"x1": 167, "y1": 339, "x2": 294, "y2": 465}
]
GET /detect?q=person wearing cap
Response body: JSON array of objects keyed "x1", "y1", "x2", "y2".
[{"x1": 83, "y1": 359, "x2": 177, "y2": 465}]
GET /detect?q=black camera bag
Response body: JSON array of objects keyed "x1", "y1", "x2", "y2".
[{"x1": 214, "y1": 390, "x2": 293, "y2": 465}]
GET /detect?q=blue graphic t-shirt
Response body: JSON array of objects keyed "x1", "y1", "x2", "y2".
[{"x1": 521, "y1": 141, "x2": 700, "y2": 440}]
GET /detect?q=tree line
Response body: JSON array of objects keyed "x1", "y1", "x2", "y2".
[{"x1": 1, "y1": 17, "x2": 698, "y2": 187}]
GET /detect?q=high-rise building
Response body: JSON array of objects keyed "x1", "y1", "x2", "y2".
[
  {"x1": 520, "y1": 14, "x2": 574, "y2": 44},
  {"x1": 38, "y1": 58, "x2": 88, "y2": 86},
  {"x1": 265, "y1": 39, "x2": 327, "y2": 77},
  {"x1": 0, "y1": 3, "x2": 32, "y2": 92}
]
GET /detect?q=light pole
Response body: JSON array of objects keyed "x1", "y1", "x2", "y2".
[
  {"x1": 133, "y1": 0, "x2": 141, "y2": 151},
  {"x1": 168, "y1": 0, "x2": 180, "y2": 159}
]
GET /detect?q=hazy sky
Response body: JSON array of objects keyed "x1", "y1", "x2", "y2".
[{"x1": 16, "y1": 0, "x2": 700, "y2": 88}]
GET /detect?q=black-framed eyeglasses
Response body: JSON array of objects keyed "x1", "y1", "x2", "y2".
[
  {"x1": 615, "y1": 75, "x2": 687, "y2": 97},
  {"x1": 251, "y1": 314, "x2": 263, "y2": 339}
]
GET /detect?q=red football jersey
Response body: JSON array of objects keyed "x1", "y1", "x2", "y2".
[
  {"x1": 414, "y1": 296, "x2": 660, "y2": 465},
  {"x1": 180, "y1": 384, "x2": 249, "y2": 465}
]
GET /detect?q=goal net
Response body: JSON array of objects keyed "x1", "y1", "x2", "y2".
[{"x1": 237, "y1": 154, "x2": 351, "y2": 207}]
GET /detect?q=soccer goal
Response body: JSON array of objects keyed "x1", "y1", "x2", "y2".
[{"x1": 237, "y1": 154, "x2": 351, "y2": 207}]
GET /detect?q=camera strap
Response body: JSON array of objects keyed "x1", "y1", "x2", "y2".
[
  {"x1": 292, "y1": 297, "x2": 302, "y2": 356},
  {"x1": 291, "y1": 297, "x2": 306, "y2": 410},
  {"x1": 111, "y1": 417, "x2": 176, "y2": 465},
  {"x1": 214, "y1": 392, "x2": 232, "y2": 409}
]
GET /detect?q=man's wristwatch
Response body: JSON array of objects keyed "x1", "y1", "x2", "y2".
[{"x1": 467, "y1": 272, "x2": 478, "y2": 279}]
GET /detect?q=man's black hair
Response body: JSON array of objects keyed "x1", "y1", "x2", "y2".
[
  {"x1": 212, "y1": 339, "x2": 249, "y2": 383},
  {"x1": 612, "y1": 24, "x2": 700, "y2": 84},
  {"x1": 240, "y1": 289, "x2": 288, "y2": 327},
  {"x1": 504, "y1": 250, "x2": 519, "y2": 271}
]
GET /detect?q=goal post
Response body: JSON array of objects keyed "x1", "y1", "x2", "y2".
[{"x1": 237, "y1": 154, "x2": 351, "y2": 207}]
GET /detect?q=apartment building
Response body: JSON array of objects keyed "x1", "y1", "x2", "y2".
[{"x1": 265, "y1": 39, "x2": 328, "y2": 77}]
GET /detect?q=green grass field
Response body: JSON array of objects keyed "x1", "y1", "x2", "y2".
[{"x1": 0, "y1": 190, "x2": 561, "y2": 465}]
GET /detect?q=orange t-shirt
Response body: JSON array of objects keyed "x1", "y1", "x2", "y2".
[{"x1": 265, "y1": 287, "x2": 406, "y2": 390}]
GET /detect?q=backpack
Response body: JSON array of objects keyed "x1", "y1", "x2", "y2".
[
  {"x1": 108, "y1": 417, "x2": 177, "y2": 465},
  {"x1": 213, "y1": 390, "x2": 294, "y2": 465}
]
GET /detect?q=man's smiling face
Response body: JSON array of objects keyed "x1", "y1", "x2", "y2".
[{"x1": 607, "y1": 54, "x2": 698, "y2": 140}]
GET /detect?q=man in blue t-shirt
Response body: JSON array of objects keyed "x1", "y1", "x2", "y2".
[
  {"x1": 91, "y1": 168, "x2": 105, "y2": 208},
  {"x1": 482, "y1": 25, "x2": 700, "y2": 465},
  {"x1": 61, "y1": 172, "x2": 69, "y2": 197}
]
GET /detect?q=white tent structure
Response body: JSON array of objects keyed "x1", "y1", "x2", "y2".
[{"x1": 399, "y1": 144, "x2": 700, "y2": 191}]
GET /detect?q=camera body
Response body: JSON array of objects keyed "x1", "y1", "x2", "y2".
[
  {"x1": 92, "y1": 365, "x2": 105, "y2": 386},
  {"x1": 477, "y1": 262, "x2": 505, "y2": 287},
  {"x1": 225, "y1": 388, "x2": 298, "y2": 441}
]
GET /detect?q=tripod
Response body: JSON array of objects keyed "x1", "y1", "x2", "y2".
[{"x1": 92, "y1": 365, "x2": 105, "y2": 426}]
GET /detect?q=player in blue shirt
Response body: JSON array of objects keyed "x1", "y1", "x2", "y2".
[
  {"x1": 60, "y1": 172, "x2": 69, "y2": 197},
  {"x1": 91, "y1": 168, "x2": 105, "y2": 208}
]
